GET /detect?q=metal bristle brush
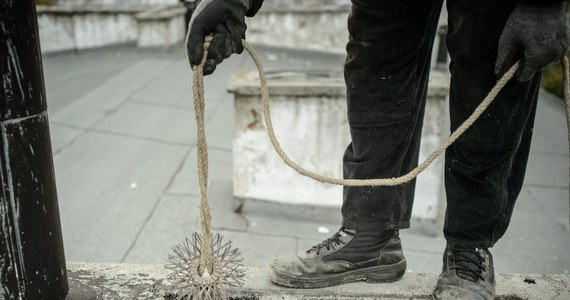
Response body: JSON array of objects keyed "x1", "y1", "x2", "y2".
[
  {"x1": 165, "y1": 36, "x2": 245, "y2": 300},
  {"x1": 166, "y1": 233, "x2": 245, "y2": 300}
]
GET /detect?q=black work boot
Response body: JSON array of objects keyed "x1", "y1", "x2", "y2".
[
  {"x1": 432, "y1": 245, "x2": 495, "y2": 300},
  {"x1": 269, "y1": 227, "x2": 406, "y2": 288}
]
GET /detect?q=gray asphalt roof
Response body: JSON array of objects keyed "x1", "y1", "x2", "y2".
[{"x1": 43, "y1": 43, "x2": 569, "y2": 274}]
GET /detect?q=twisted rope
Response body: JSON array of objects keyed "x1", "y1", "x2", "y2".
[
  {"x1": 192, "y1": 38, "x2": 570, "y2": 270},
  {"x1": 192, "y1": 36, "x2": 213, "y2": 275},
  {"x1": 242, "y1": 40, "x2": 520, "y2": 186}
]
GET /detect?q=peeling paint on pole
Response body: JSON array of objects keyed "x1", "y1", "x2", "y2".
[{"x1": 0, "y1": 0, "x2": 68, "y2": 299}]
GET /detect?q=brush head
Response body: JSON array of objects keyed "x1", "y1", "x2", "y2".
[{"x1": 166, "y1": 233, "x2": 245, "y2": 300}]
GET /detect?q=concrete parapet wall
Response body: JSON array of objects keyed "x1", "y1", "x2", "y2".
[
  {"x1": 37, "y1": 4, "x2": 186, "y2": 53},
  {"x1": 66, "y1": 262, "x2": 570, "y2": 299},
  {"x1": 55, "y1": 0, "x2": 179, "y2": 6},
  {"x1": 38, "y1": 4, "x2": 352, "y2": 54},
  {"x1": 37, "y1": 6, "x2": 141, "y2": 53},
  {"x1": 230, "y1": 70, "x2": 449, "y2": 236},
  {"x1": 247, "y1": 7, "x2": 350, "y2": 54},
  {"x1": 246, "y1": 6, "x2": 447, "y2": 68},
  {"x1": 136, "y1": 6, "x2": 187, "y2": 48}
]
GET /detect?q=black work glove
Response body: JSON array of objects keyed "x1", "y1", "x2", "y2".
[
  {"x1": 495, "y1": 2, "x2": 570, "y2": 81},
  {"x1": 186, "y1": 0, "x2": 263, "y2": 75}
]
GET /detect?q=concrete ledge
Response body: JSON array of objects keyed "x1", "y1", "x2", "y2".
[
  {"x1": 246, "y1": 7, "x2": 349, "y2": 54},
  {"x1": 37, "y1": 4, "x2": 187, "y2": 53},
  {"x1": 135, "y1": 5, "x2": 186, "y2": 48},
  {"x1": 37, "y1": 5, "x2": 142, "y2": 53},
  {"x1": 36, "y1": 4, "x2": 146, "y2": 14},
  {"x1": 228, "y1": 70, "x2": 449, "y2": 98},
  {"x1": 135, "y1": 5, "x2": 186, "y2": 20},
  {"x1": 259, "y1": 6, "x2": 351, "y2": 14},
  {"x1": 67, "y1": 262, "x2": 570, "y2": 299},
  {"x1": 229, "y1": 69, "x2": 450, "y2": 236},
  {"x1": 228, "y1": 70, "x2": 346, "y2": 97}
]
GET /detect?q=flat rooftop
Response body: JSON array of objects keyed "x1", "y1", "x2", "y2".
[{"x1": 43, "y1": 43, "x2": 569, "y2": 275}]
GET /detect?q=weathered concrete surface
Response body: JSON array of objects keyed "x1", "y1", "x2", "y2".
[
  {"x1": 230, "y1": 70, "x2": 450, "y2": 235},
  {"x1": 37, "y1": 6, "x2": 142, "y2": 53},
  {"x1": 56, "y1": 0, "x2": 179, "y2": 6},
  {"x1": 247, "y1": 6, "x2": 447, "y2": 66},
  {"x1": 231, "y1": 70, "x2": 349, "y2": 208},
  {"x1": 66, "y1": 262, "x2": 570, "y2": 299},
  {"x1": 37, "y1": 3, "x2": 186, "y2": 53},
  {"x1": 246, "y1": 7, "x2": 350, "y2": 55},
  {"x1": 136, "y1": 6, "x2": 186, "y2": 48}
]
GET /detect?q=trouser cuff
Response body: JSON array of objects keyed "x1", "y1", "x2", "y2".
[
  {"x1": 445, "y1": 236, "x2": 495, "y2": 249},
  {"x1": 342, "y1": 219, "x2": 410, "y2": 231}
]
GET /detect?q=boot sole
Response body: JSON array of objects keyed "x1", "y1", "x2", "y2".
[{"x1": 269, "y1": 259, "x2": 407, "y2": 289}]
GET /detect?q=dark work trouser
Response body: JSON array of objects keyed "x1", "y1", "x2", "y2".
[{"x1": 342, "y1": 0, "x2": 541, "y2": 248}]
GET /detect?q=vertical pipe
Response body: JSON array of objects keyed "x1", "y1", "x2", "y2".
[{"x1": 0, "y1": 0, "x2": 69, "y2": 299}]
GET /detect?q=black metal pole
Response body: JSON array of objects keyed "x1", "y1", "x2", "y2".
[{"x1": 0, "y1": 0, "x2": 69, "y2": 299}]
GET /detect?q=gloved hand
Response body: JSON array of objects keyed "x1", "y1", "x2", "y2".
[
  {"x1": 495, "y1": 2, "x2": 570, "y2": 81},
  {"x1": 186, "y1": 0, "x2": 263, "y2": 75}
]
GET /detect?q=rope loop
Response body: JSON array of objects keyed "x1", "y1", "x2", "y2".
[
  {"x1": 192, "y1": 38, "x2": 570, "y2": 265},
  {"x1": 241, "y1": 40, "x2": 519, "y2": 186}
]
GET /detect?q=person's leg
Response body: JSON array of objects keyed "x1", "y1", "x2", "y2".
[
  {"x1": 342, "y1": 0, "x2": 444, "y2": 231},
  {"x1": 269, "y1": 0, "x2": 445, "y2": 289},
  {"x1": 434, "y1": 1, "x2": 541, "y2": 299},
  {"x1": 444, "y1": 0, "x2": 540, "y2": 251}
]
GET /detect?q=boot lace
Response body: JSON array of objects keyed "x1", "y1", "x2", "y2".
[
  {"x1": 307, "y1": 228, "x2": 349, "y2": 255},
  {"x1": 449, "y1": 246, "x2": 487, "y2": 282}
]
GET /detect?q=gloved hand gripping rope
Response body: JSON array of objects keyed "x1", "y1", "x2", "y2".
[
  {"x1": 165, "y1": 36, "x2": 245, "y2": 300},
  {"x1": 166, "y1": 36, "x2": 570, "y2": 299}
]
